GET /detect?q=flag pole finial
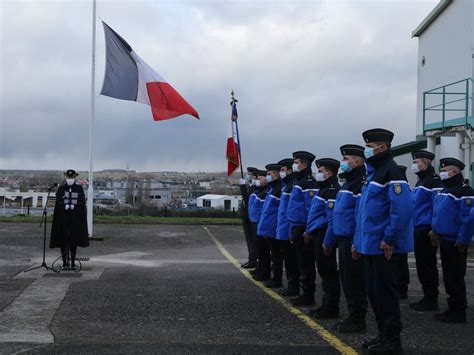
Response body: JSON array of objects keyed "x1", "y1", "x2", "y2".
[{"x1": 230, "y1": 90, "x2": 238, "y2": 106}]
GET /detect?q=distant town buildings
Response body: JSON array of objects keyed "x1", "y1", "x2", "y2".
[
  {"x1": 0, "y1": 169, "x2": 242, "y2": 211},
  {"x1": 196, "y1": 194, "x2": 242, "y2": 211}
]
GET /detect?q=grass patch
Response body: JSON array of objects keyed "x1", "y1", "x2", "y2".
[{"x1": 0, "y1": 215, "x2": 242, "y2": 225}]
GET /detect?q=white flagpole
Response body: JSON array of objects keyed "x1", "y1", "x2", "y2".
[{"x1": 87, "y1": 0, "x2": 97, "y2": 237}]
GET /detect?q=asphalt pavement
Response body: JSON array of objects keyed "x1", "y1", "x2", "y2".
[{"x1": 0, "y1": 222, "x2": 473, "y2": 354}]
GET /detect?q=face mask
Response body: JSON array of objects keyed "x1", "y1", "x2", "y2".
[
  {"x1": 279, "y1": 171, "x2": 287, "y2": 179},
  {"x1": 440, "y1": 171, "x2": 450, "y2": 180},
  {"x1": 265, "y1": 175, "x2": 273, "y2": 183},
  {"x1": 339, "y1": 161, "x2": 351, "y2": 173},
  {"x1": 364, "y1": 147, "x2": 375, "y2": 159},
  {"x1": 255, "y1": 180, "x2": 261, "y2": 187},
  {"x1": 292, "y1": 163, "x2": 300, "y2": 172},
  {"x1": 411, "y1": 163, "x2": 420, "y2": 174},
  {"x1": 244, "y1": 174, "x2": 250, "y2": 182},
  {"x1": 315, "y1": 172, "x2": 326, "y2": 182},
  {"x1": 66, "y1": 178, "x2": 75, "y2": 186}
]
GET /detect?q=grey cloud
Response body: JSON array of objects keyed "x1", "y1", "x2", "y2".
[{"x1": 1, "y1": 0, "x2": 437, "y2": 171}]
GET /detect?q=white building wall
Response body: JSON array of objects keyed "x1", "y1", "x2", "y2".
[{"x1": 416, "y1": 0, "x2": 473, "y2": 135}]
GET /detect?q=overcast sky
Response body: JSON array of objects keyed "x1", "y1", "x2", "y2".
[{"x1": 0, "y1": 0, "x2": 438, "y2": 172}]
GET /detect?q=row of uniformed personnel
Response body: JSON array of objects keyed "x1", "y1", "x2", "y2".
[{"x1": 238, "y1": 128, "x2": 474, "y2": 353}]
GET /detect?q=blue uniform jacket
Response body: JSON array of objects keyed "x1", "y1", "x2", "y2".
[
  {"x1": 354, "y1": 152, "x2": 414, "y2": 255},
  {"x1": 432, "y1": 173, "x2": 474, "y2": 246},
  {"x1": 276, "y1": 174, "x2": 296, "y2": 240},
  {"x1": 248, "y1": 186, "x2": 268, "y2": 224},
  {"x1": 306, "y1": 176, "x2": 340, "y2": 235},
  {"x1": 324, "y1": 166, "x2": 365, "y2": 248},
  {"x1": 257, "y1": 180, "x2": 282, "y2": 238},
  {"x1": 287, "y1": 167, "x2": 318, "y2": 235},
  {"x1": 412, "y1": 166, "x2": 442, "y2": 229}
]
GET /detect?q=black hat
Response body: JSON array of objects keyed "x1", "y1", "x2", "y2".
[
  {"x1": 440, "y1": 157, "x2": 465, "y2": 171},
  {"x1": 292, "y1": 151, "x2": 316, "y2": 163},
  {"x1": 315, "y1": 158, "x2": 340, "y2": 170},
  {"x1": 278, "y1": 158, "x2": 294, "y2": 169},
  {"x1": 411, "y1": 150, "x2": 435, "y2": 160},
  {"x1": 398, "y1": 165, "x2": 407, "y2": 173},
  {"x1": 256, "y1": 170, "x2": 267, "y2": 177},
  {"x1": 64, "y1": 169, "x2": 78, "y2": 178},
  {"x1": 247, "y1": 167, "x2": 258, "y2": 173},
  {"x1": 340, "y1": 144, "x2": 365, "y2": 158},
  {"x1": 265, "y1": 163, "x2": 280, "y2": 172},
  {"x1": 362, "y1": 128, "x2": 394, "y2": 143}
]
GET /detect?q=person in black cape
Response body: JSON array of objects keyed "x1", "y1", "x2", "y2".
[{"x1": 50, "y1": 169, "x2": 89, "y2": 269}]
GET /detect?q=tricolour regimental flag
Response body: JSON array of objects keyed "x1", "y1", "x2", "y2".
[
  {"x1": 100, "y1": 21, "x2": 199, "y2": 121},
  {"x1": 226, "y1": 100, "x2": 240, "y2": 176}
]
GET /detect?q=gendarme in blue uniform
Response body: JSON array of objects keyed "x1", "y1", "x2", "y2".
[
  {"x1": 287, "y1": 167, "x2": 318, "y2": 235},
  {"x1": 257, "y1": 179, "x2": 282, "y2": 238},
  {"x1": 355, "y1": 151, "x2": 414, "y2": 255},
  {"x1": 276, "y1": 173, "x2": 296, "y2": 240},
  {"x1": 431, "y1": 157, "x2": 474, "y2": 321}
]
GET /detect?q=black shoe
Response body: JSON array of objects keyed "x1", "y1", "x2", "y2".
[
  {"x1": 290, "y1": 294, "x2": 315, "y2": 306},
  {"x1": 309, "y1": 306, "x2": 340, "y2": 320},
  {"x1": 242, "y1": 261, "x2": 258, "y2": 269},
  {"x1": 70, "y1": 262, "x2": 77, "y2": 270},
  {"x1": 279, "y1": 287, "x2": 300, "y2": 297},
  {"x1": 264, "y1": 278, "x2": 283, "y2": 288},
  {"x1": 252, "y1": 273, "x2": 271, "y2": 282},
  {"x1": 250, "y1": 268, "x2": 260, "y2": 276},
  {"x1": 434, "y1": 310, "x2": 466, "y2": 323},
  {"x1": 361, "y1": 335, "x2": 383, "y2": 350},
  {"x1": 338, "y1": 317, "x2": 367, "y2": 333},
  {"x1": 61, "y1": 263, "x2": 70, "y2": 270},
  {"x1": 410, "y1": 298, "x2": 438, "y2": 311},
  {"x1": 367, "y1": 335, "x2": 401, "y2": 353}
]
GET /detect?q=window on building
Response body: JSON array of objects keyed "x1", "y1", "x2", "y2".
[
  {"x1": 203, "y1": 200, "x2": 211, "y2": 208},
  {"x1": 224, "y1": 200, "x2": 231, "y2": 211}
]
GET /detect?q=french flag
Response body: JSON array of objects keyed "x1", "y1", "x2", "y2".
[
  {"x1": 226, "y1": 101, "x2": 240, "y2": 176},
  {"x1": 100, "y1": 21, "x2": 199, "y2": 121}
]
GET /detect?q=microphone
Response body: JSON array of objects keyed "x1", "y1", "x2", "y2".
[{"x1": 48, "y1": 183, "x2": 59, "y2": 190}]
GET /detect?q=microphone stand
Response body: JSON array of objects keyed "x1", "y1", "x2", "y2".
[{"x1": 24, "y1": 186, "x2": 55, "y2": 273}]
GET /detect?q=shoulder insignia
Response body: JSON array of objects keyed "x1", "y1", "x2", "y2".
[
  {"x1": 393, "y1": 183, "x2": 402, "y2": 195},
  {"x1": 465, "y1": 198, "x2": 472, "y2": 206},
  {"x1": 309, "y1": 191, "x2": 314, "y2": 197},
  {"x1": 328, "y1": 201, "x2": 334, "y2": 209}
]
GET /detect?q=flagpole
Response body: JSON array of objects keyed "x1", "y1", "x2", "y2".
[
  {"x1": 87, "y1": 0, "x2": 97, "y2": 237},
  {"x1": 231, "y1": 91, "x2": 244, "y2": 179}
]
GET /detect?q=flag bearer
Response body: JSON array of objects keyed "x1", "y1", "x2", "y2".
[
  {"x1": 305, "y1": 158, "x2": 341, "y2": 319},
  {"x1": 287, "y1": 151, "x2": 318, "y2": 306},
  {"x1": 276, "y1": 158, "x2": 300, "y2": 296},
  {"x1": 409, "y1": 150, "x2": 442, "y2": 311},
  {"x1": 431, "y1": 158, "x2": 474, "y2": 323},
  {"x1": 323, "y1": 144, "x2": 367, "y2": 333},
  {"x1": 355, "y1": 128, "x2": 414, "y2": 353},
  {"x1": 239, "y1": 167, "x2": 259, "y2": 269}
]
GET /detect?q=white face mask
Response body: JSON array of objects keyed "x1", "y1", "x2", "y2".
[
  {"x1": 279, "y1": 171, "x2": 287, "y2": 179},
  {"x1": 292, "y1": 163, "x2": 300, "y2": 172},
  {"x1": 315, "y1": 172, "x2": 327, "y2": 182},
  {"x1": 255, "y1": 180, "x2": 261, "y2": 187},
  {"x1": 411, "y1": 163, "x2": 420, "y2": 174},
  {"x1": 66, "y1": 178, "x2": 75, "y2": 186},
  {"x1": 440, "y1": 171, "x2": 451, "y2": 180}
]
